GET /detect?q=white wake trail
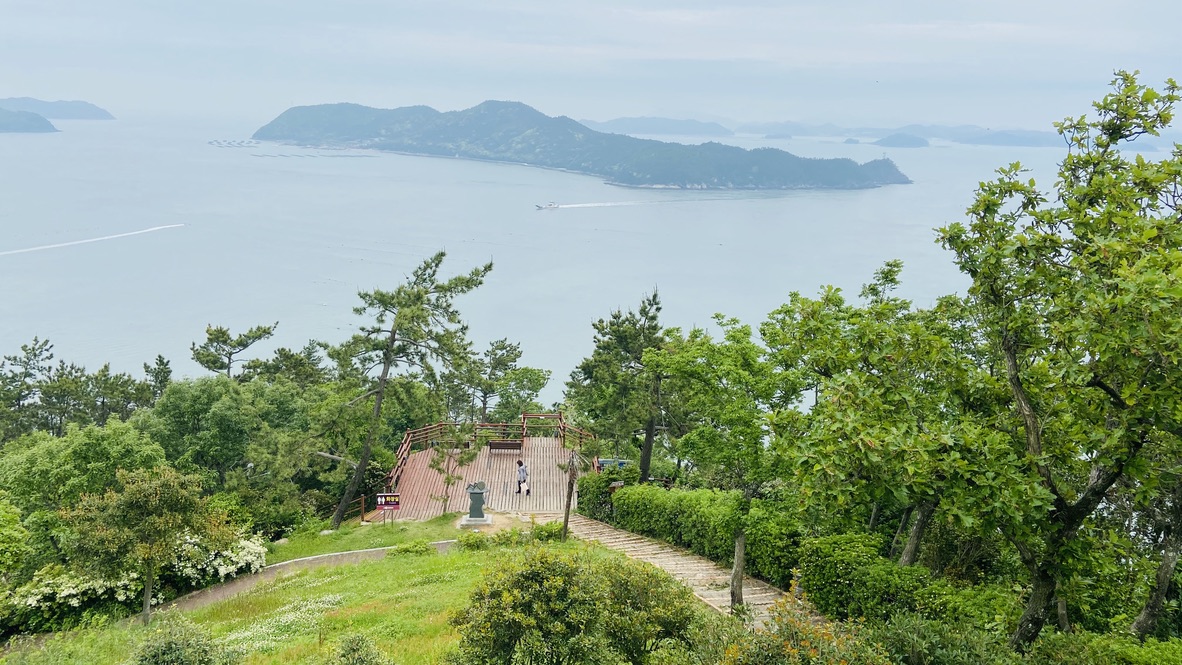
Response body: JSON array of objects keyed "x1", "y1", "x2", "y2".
[{"x1": 0, "y1": 224, "x2": 185, "y2": 257}]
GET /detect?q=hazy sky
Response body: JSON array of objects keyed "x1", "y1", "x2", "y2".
[{"x1": 3, "y1": 0, "x2": 1179, "y2": 129}]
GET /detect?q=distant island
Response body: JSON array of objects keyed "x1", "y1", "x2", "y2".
[
  {"x1": 0, "y1": 108, "x2": 58, "y2": 133},
  {"x1": 254, "y1": 101, "x2": 910, "y2": 190},
  {"x1": 738, "y1": 120, "x2": 1065, "y2": 148},
  {"x1": 873, "y1": 133, "x2": 929, "y2": 148},
  {"x1": 579, "y1": 117, "x2": 734, "y2": 137},
  {"x1": 0, "y1": 98, "x2": 114, "y2": 120}
]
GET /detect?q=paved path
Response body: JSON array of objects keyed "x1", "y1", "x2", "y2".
[{"x1": 565, "y1": 514, "x2": 791, "y2": 626}]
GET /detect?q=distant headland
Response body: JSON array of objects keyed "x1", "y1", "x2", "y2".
[
  {"x1": 0, "y1": 98, "x2": 114, "y2": 120},
  {"x1": 253, "y1": 101, "x2": 911, "y2": 190},
  {"x1": 0, "y1": 108, "x2": 58, "y2": 133}
]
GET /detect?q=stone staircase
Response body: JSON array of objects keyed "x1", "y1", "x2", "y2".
[{"x1": 565, "y1": 514, "x2": 794, "y2": 626}]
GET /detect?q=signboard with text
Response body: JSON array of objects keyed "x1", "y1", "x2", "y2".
[{"x1": 376, "y1": 493, "x2": 401, "y2": 510}]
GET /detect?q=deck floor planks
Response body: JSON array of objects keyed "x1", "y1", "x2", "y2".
[{"x1": 383, "y1": 436, "x2": 579, "y2": 520}]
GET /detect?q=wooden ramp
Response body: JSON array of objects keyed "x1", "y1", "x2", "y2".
[{"x1": 382, "y1": 436, "x2": 578, "y2": 520}]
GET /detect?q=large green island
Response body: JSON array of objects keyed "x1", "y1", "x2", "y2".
[{"x1": 254, "y1": 101, "x2": 910, "y2": 189}]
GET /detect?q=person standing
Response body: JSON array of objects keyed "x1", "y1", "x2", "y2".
[{"x1": 516, "y1": 459, "x2": 530, "y2": 496}]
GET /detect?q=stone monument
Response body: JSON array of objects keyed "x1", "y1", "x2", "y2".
[{"x1": 460, "y1": 480, "x2": 493, "y2": 527}]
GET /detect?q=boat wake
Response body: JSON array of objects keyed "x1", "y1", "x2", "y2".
[{"x1": 0, "y1": 224, "x2": 185, "y2": 257}]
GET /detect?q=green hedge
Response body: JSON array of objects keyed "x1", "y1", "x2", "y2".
[
  {"x1": 603, "y1": 485, "x2": 802, "y2": 589},
  {"x1": 1028, "y1": 631, "x2": 1182, "y2": 665},
  {"x1": 576, "y1": 466, "x2": 638, "y2": 522},
  {"x1": 798, "y1": 534, "x2": 931, "y2": 621}
]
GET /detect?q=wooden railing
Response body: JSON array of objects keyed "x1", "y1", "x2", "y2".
[{"x1": 387, "y1": 413, "x2": 595, "y2": 491}]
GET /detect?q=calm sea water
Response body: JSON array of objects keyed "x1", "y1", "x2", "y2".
[{"x1": 0, "y1": 116, "x2": 1065, "y2": 402}]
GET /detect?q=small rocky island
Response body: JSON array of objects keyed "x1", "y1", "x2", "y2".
[
  {"x1": 0, "y1": 98, "x2": 114, "y2": 119},
  {"x1": 254, "y1": 101, "x2": 910, "y2": 189},
  {"x1": 0, "y1": 108, "x2": 58, "y2": 133}
]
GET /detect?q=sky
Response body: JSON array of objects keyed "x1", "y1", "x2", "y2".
[{"x1": 2, "y1": 0, "x2": 1180, "y2": 129}]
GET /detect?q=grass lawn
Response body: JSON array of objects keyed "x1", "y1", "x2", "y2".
[
  {"x1": 5, "y1": 542, "x2": 583, "y2": 664},
  {"x1": 266, "y1": 513, "x2": 463, "y2": 564}
]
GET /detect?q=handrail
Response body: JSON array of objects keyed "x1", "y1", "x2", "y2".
[{"x1": 387, "y1": 413, "x2": 596, "y2": 491}]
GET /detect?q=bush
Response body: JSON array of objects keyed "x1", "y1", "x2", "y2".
[
  {"x1": 797, "y1": 534, "x2": 881, "y2": 620},
  {"x1": 386, "y1": 539, "x2": 433, "y2": 556},
  {"x1": 332, "y1": 634, "x2": 389, "y2": 665},
  {"x1": 611, "y1": 485, "x2": 738, "y2": 562},
  {"x1": 531, "y1": 521, "x2": 564, "y2": 542},
  {"x1": 1027, "y1": 631, "x2": 1182, "y2": 665},
  {"x1": 744, "y1": 501, "x2": 803, "y2": 589},
  {"x1": 915, "y1": 579, "x2": 1023, "y2": 636},
  {"x1": 576, "y1": 467, "x2": 635, "y2": 522},
  {"x1": 456, "y1": 531, "x2": 492, "y2": 551},
  {"x1": 132, "y1": 614, "x2": 238, "y2": 665},
  {"x1": 867, "y1": 612, "x2": 1020, "y2": 665},
  {"x1": 449, "y1": 546, "x2": 700, "y2": 665},
  {"x1": 720, "y1": 598, "x2": 891, "y2": 665}
]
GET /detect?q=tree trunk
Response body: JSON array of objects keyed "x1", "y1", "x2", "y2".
[
  {"x1": 141, "y1": 564, "x2": 155, "y2": 625},
  {"x1": 898, "y1": 502, "x2": 935, "y2": 566},
  {"x1": 1056, "y1": 595, "x2": 1071, "y2": 633},
  {"x1": 562, "y1": 452, "x2": 577, "y2": 541},
  {"x1": 332, "y1": 335, "x2": 397, "y2": 529},
  {"x1": 1009, "y1": 566, "x2": 1056, "y2": 651},
  {"x1": 730, "y1": 525, "x2": 746, "y2": 610},
  {"x1": 868, "y1": 503, "x2": 880, "y2": 531},
  {"x1": 1132, "y1": 528, "x2": 1182, "y2": 639},
  {"x1": 889, "y1": 505, "x2": 914, "y2": 560},
  {"x1": 639, "y1": 413, "x2": 656, "y2": 481}
]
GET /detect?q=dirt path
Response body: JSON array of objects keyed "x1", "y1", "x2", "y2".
[{"x1": 565, "y1": 514, "x2": 795, "y2": 626}]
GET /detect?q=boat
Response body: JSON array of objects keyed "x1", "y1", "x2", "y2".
[{"x1": 535, "y1": 202, "x2": 559, "y2": 210}]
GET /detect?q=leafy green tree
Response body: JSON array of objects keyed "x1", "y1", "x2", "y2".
[
  {"x1": 329, "y1": 252, "x2": 491, "y2": 528},
  {"x1": 0, "y1": 418, "x2": 166, "y2": 516},
  {"x1": 567, "y1": 291, "x2": 667, "y2": 479},
  {"x1": 486, "y1": 367, "x2": 551, "y2": 423},
  {"x1": 646, "y1": 318, "x2": 787, "y2": 609},
  {"x1": 762, "y1": 266, "x2": 1018, "y2": 566},
  {"x1": 241, "y1": 342, "x2": 329, "y2": 388},
  {"x1": 0, "y1": 337, "x2": 54, "y2": 441},
  {"x1": 143, "y1": 355, "x2": 173, "y2": 403},
  {"x1": 937, "y1": 71, "x2": 1182, "y2": 649},
  {"x1": 190, "y1": 322, "x2": 277, "y2": 378},
  {"x1": 62, "y1": 466, "x2": 232, "y2": 624},
  {"x1": 135, "y1": 377, "x2": 258, "y2": 486}
]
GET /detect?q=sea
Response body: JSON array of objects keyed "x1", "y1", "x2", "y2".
[{"x1": 0, "y1": 115, "x2": 1068, "y2": 403}]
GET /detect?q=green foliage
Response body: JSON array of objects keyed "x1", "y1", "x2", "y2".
[
  {"x1": 331, "y1": 634, "x2": 390, "y2": 665},
  {"x1": 0, "y1": 494, "x2": 29, "y2": 583},
  {"x1": 0, "y1": 418, "x2": 166, "y2": 516},
  {"x1": 455, "y1": 530, "x2": 492, "y2": 551},
  {"x1": 866, "y1": 612, "x2": 1021, "y2": 665},
  {"x1": 800, "y1": 544, "x2": 939, "y2": 624},
  {"x1": 937, "y1": 71, "x2": 1182, "y2": 647},
  {"x1": 744, "y1": 501, "x2": 804, "y2": 589},
  {"x1": 190, "y1": 322, "x2": 277, "y2": 378},
  {"x1": 1026, "y1": 631, "x2": 1182, "y2": 665},
  {"x1": 131, "y1": 614, "x2": 238, "y2": 665},
  {"x1": 576, "y1": 467, "x2": 636, "y2": 522},
  {"x1": 531, "y1": 521, "x2": 564, "y2": 543},
  {"x1": 449, "y1": 546, "x2": 698, "y2": 665},
  {"x1": 720, "y1": 599, "x2": 891, "y2": 665},
  {"x1": 61, "y1": 467, "x2": 233, "y2": 623},
  {"x1": 385, "y1": 539, "x2": 433, "y2": 556},
  {"x1": 612, "y1": 485, "x2": 739, "y2": 563},
  {"x1": 646, "y1": 610, "x2": 744, "y2": 665},
  {"x1": 915, "y1": 579, "x2": 1023, "y2": 636}
]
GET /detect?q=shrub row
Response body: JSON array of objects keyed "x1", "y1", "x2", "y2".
[{"x1": 591, "y1": 484, "x2": 803, "y2": 589}]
